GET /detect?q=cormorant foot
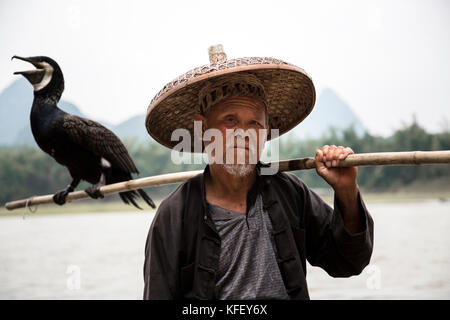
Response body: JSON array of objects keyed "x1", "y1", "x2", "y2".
[
  {"x1": 85, "y1": 185, "x2": 104, "y2": 199},
  {"x1": 53, "y1": 190, "x2": 69, "y2": 205}
]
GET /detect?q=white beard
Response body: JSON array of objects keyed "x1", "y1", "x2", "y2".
[{"x1": 221, "y1": 163, "x2": 254, "y2": 177}]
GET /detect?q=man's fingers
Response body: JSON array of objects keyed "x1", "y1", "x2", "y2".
[
  {"x1": 339, "y1": 147, "x2": 354, "y2": 160},
  {"x1": 345, "y1": 147, "x2": 354, "y2": 155},
  {"x1": 323, "y1": 145, "x2": 334, "y2": 164},
  {"x1": 321, "y1": 145, "x2": 333, "y2": 167},
  {"x1": 321, "y1": 145, "x2": 329, "y2": 162},
  {"x1": 320, "y1": 145, "x2": 355, "y2": 167},
  {"x1": 328, "y1": 145, "x2": 343, "y2": 166},
  {"x1": 325, "y1": 145, "x2": 335, "y2": 161},
  {"x1": 332, "y1": 145, "x2": 342, "y2": 158},
  {"x1": 316, "y1": 148, "x2": 324, "y2": 162},
  {"x1": 315, "y1": 149, "x2": 327, "y2": 170},
  {"x1": 336, "y1": 146, "x2": 344, "y2": 160},
  {"x1": 327, "y1": 146, "x2": 336, "y2": 166}
]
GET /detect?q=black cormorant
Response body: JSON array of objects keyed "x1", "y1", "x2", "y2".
[{"x1": 12, "y1": 55, "x2": 156, "y2": 209}]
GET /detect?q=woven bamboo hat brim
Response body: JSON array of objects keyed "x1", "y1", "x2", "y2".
[{"x1": 146, "y1": 45, "x2": 316, "y2": 152}]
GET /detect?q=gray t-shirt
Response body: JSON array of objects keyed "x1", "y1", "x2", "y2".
[{"x1": 208, "y1": 194, "x2": 289, "y2": 300}]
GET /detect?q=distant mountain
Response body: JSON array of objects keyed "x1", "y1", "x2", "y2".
[
  {"x1": 0, "y1": 79, "x2": 115, "y2": 146},
  {"x1": 13, "y1": 100, "x2": 89, "y2": 145},
  {"x1": 287, "y1": 88, "x2": 366, "y2": 140},
  {"x1": 0, "y1": 78, "x2": 36, "y2": 145},
  {"x1": 0, "y1": 80, "x2": 366, "y2": 146},
  {"x1": 0, "y1": 79, "x2": 89, "y2": 146},
  {"x1": 113, "y1": 114, "x2": 148, "y2": 141}
]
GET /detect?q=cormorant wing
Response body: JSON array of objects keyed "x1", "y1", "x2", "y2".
[{"x1": 61, "y1": 114, "x2": 139, "y2": 174}]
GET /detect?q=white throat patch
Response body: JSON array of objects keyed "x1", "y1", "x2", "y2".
[{"x1": 33, "y1": 62, "x2": 54, "y2": 92}]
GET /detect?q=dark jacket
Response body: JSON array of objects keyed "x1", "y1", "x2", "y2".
[{"x1": 143, "y1": 162, "x2": 374, "y2": 300}]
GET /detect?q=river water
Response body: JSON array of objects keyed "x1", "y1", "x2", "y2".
[{"x1": 0, "y1": 200, "x2": 449, "y2": 299}]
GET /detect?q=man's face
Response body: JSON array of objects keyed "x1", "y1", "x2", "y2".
[{"x1": 195, "y1": 96, "x2": 268, "y2": 174}]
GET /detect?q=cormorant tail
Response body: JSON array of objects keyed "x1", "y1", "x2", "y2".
[
  {"x1": 118, "y1": 189, "x2": 156, "y2": 210},
  {"x1": 137, "y1": 188, "x2": 156, "y2": 208},
  {"x1": 119, "y1": 190, "x2": 142, "y2": 210}
]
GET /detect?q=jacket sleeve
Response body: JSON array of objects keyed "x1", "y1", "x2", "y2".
[
  {"x1": 286, "y1": 173, "x2": 374, "y2": 277},
  {"x1": 143, "y1": 197, "x2": 182, "y2": 299}
]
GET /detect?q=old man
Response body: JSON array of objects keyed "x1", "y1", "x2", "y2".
[{"x1": 143, "y1": 46, "x2": 374, "y2": 300}]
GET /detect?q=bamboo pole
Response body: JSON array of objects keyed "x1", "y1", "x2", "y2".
[{"x1": 4, "y1": 150, "x2": 450, "y2": 211}]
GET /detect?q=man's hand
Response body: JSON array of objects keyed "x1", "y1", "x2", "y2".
[
  {"x1": 315, "y1": 145, "x2": 363, "y2": 234},
  {"x1": 315, "y1": 145, "x2": 357, "y2": 191}
]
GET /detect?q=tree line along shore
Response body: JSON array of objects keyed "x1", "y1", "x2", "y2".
[{"x1": 1, "y1": 120, "x2": 449, "y2": 209}]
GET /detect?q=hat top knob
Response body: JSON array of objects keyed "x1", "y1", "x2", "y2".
[{"x1": 208, "y1": 44, "x2": 227, "y2": 63}]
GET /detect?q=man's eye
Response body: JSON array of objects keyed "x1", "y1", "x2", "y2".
[{"x1": 225, "y1": 116, "x2": 235, "y2": 122}]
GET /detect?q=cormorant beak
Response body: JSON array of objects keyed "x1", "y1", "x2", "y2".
[
  {"x1": 12, "y1": 55, "x2": 46, "y2": 85},
  {"x1": 12, "y1": 55, "x2": 54, "y2": 91}
]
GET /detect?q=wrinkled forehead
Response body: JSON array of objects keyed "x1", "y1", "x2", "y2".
[{"x1": 209, "y1": 96, "x2": 266, "y2": 116}]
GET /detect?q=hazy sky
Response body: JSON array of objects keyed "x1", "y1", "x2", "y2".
[{"x1": 1, "y1": 0, "x2": 449, "y2": 136}]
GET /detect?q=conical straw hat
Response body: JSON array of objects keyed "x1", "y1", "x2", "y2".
[{"x1": 146, "y1": 45, "x2": 316, "y2": 152}]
